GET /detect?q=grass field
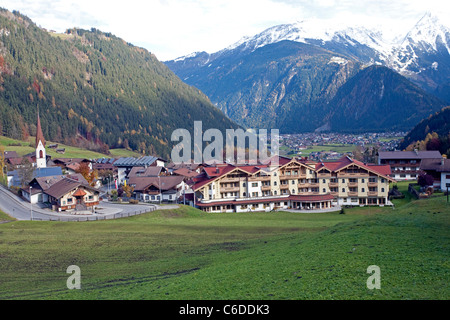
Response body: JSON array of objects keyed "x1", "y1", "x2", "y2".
[
  {"x1": 0, "y1": 135, "x2": 140, "y2": 159},
  {"x1": 0, "y1": 182, "x2": 448, "y2": 300}
]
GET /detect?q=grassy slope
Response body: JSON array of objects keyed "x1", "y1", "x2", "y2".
[
  {"x1": 1, "y1": 135, "x2": 140, "y2": 158},
  {"x1": 0, "y1": 186, "x2": 448, "y2": 300}
]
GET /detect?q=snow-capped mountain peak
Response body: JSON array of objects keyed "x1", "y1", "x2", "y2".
[{"x1": 400, "y1": 12, "x2": 450, "y2": 53}]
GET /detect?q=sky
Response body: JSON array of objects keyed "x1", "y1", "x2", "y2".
[{"x1": 1, "y1": 0, "x2": 449, "y2": 61}]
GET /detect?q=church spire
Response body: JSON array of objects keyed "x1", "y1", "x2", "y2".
[
  {"x1": 35, "y1": 107, "x2": 47, "y2": 168},
  {"x1": 35, "y1": 107, "x2": 45, "y2": 148}
]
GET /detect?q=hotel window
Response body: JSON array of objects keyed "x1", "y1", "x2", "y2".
[
  {"x1": 361, "y1": 188, "x2": 365, "y2": 192},
  {"x1": 323, "y1": 179, "x2": 326, "y2": 183},
  {"x1": 322, "y1": 188, "x2": 326, "y2": 193},
  {"x1": 342, "y1": 179, "x2": 345, "y2": 183},
  {"x1": 252, "y1": 183, "x2": 258, "y2": 187},
  {"x1": 381, "y1": 188, "x2": 385, "y2": 192},
  {"x1": 292, "y1": 189, "x2": 295, "y2": 194},
  {"x1": 342, "y1": 188, "x2": 345, "y2": 193}
]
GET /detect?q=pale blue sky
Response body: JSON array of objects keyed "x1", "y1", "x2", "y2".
[{"x1": 1, "y1": 0, "x2": 448, "y2": 61}]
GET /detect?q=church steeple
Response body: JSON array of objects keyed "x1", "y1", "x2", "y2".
[
  {"x1": 35, "y1": 108, "x2": 45, "y2": 148},
  {"x1": 35, "y1": 108, "x2": 46, "y2": 168}
]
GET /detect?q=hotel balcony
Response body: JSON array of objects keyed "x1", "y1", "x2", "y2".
[
  {"x1": 221, "y1": 177, "x2": 240, "y2": 183},
  {"x1": 220, "y1": 186, "x2": 240, "y2": 192},
  {"x1": 328, "y1": 182, "x2": 339, "y2": 187},
  {"x1": 248, "y1": 175, "x2": 270, "y2": 181}
]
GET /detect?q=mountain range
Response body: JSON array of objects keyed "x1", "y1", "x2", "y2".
[
  {"x1": 0, "y1": 8, "x2": 238, "y2": 159},
  {"x1": 166, "y1": 12, "x2": 450, "y2": 134}
]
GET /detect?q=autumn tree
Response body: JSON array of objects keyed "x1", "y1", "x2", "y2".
[{"x1": 75, "y1": 162, "x2": 98, "y2": 187}]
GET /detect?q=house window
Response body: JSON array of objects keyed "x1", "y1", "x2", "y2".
[
  {"x1": 252, "y1": 183, "x2": 258, "y2": 187},
  {"x1": 342, "y1": 188, "x2": 345, "y2": 193},
  {"x1": 67, "y1": 198, "x2": 73, "y2": 203},
  {"x1": 88, "y1": 195, "x2": 93, "y2": 200},
  {"x1": 361, "y1": 188, "x2": 365, "y2": 192},
  {"x1": 323, "y1": 188, "x2": 326, "y2": 193}
]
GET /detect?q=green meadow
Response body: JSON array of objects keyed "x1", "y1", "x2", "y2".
[
  {"x1": 0, "y1": 135, "x2": 140, "y2": 159},
  {"x1": 0, "y1": 184, "x2": 449, "y2": 300}
]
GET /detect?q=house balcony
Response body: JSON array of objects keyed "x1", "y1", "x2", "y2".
[
  {"x1": 261, "y1": 185, "x2": 271, "y2": 191},
  {"x1": 368, "y1": 191, "x2": 378, "y2": 196},
  {"x1": 348, "y1": 191, "x2": 358, "y2": 197}
]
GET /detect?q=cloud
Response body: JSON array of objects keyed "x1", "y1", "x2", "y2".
[{"x1": 1, "y1": 0, "x2": 449, "y2": 60}]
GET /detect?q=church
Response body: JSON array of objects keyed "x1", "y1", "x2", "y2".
[{"x1": 35, "y1": 109, "x2": 47, "y2": 168}]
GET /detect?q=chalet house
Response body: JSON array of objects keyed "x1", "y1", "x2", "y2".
[
  {"x1": 128, "y1": 166, "x2": 165, "y2": 178},
  {"x1": 44, "y1": 177, "x2": 100, "y2": 211},
  {"x1": 51, "y1": 158, "x2": 93, "y2": 174},
  {"x1": 113, "y1": 156, "x2": 166, "y2": 185},
  {"x1": 193, "y1": 155, "x2": 395, "y2": 213},
  {"x1": 420, "y1": 157, "x2": 450, "y2": 191},
  {"x1": 129, "y1": 175, "x2": 185, "y2": 203},
  {"x1": 21, "y1": 173, "x2": 87, "y2": 204},
  {"x1": 378, "y1": 150, "x2": 442, "y2": 180}
]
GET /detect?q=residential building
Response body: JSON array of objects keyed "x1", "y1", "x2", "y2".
[
  {"x1": 192, "y1": 155, "x2": 395, "y2": 213},
  {"x1": 420, "y1": 157, "x2": 450, "y2": 191},
  {"x1": 44, "y1": 177, "x2": 100, "y2": 211},
  {"x1": 113, "y1": 156, "x2": 166, "y2": 185},
  {"x1": 129, "y1": 175, "x2": 185, "y2": 203},
  {"x1": 378, "y1": 150, "x2": 442, "y2": 180}
]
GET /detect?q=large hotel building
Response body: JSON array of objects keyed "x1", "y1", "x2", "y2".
[{"x1": 192, "y1": 155, "x2": 395, "y2": 213}]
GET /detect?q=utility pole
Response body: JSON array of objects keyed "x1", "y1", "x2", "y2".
[{"x1": 29, "y1": 186, "x2": 33, "y2": 221}]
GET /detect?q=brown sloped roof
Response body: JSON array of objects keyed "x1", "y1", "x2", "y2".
[
  {"x1": 44, "y1": 177, "x2": 98, "y2": 199},
  {"x1": 129, "y1": 175, "x2": 184, "y2": 192}
]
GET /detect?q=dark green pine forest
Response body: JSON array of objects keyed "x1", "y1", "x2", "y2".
[{"x1": 0, "y1": 9, "x2": 238, "y2": 159}]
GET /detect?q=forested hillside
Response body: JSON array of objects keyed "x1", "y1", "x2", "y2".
[
  {"x1": 399, "y1": 106, "x2": 450, "y2": 156},
  {"x1": 0, "y1": 9, "x2": 238, "y2": 159}
]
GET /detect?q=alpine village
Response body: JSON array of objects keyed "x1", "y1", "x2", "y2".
[{"x1": 0, "y1": 7, "x2": 449, "y2": 302}]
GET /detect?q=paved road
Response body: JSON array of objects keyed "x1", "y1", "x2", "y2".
[{"x1": 0, "y1": 184, "x2": 175, "y2": 221}]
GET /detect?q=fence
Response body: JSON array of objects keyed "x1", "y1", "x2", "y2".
[{"x1": 31, "y1": 205, "x2": 157, "y2": 222}]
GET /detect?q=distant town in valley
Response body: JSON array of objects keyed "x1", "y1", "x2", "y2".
[{"x1": 279, "y1": 132, "x2": 405, "y2": 160}]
